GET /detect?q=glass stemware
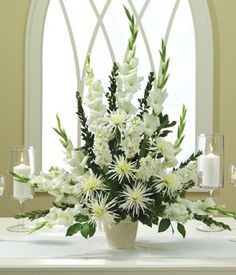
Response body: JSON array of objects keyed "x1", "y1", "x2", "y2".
[
  {"x1": 228, "y1": 163, "x2": 236, "y2": 241},
  {"x1": 197, "y1": 133, "x2": 224, "y2": 232},
  {"x1": 0, "y1": 174, "x2": 5, "y2": 241},
  {"x1": 7, "y1": 146, "x2": 35, "y2": 232}
]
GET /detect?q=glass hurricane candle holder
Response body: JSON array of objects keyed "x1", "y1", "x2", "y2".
[
  {"x1": 197, "y1": 133, "x2": 224, "y2": 232},
  {"x1": 8, "y1": 146, "x2": 36, "y2": 232},
  {"x1": 0, "y1": 174, "x2": 5, "y2": 242},
  {"x1": 228, "y1": 163, "x2": 236, "y2": 242}
]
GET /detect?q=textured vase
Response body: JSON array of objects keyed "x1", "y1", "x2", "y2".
[{"x1": 105, "y1": 219, "x2": 138, "y2": 249}]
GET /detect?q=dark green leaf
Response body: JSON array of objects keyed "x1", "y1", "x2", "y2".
[
  {"x1": 139, "y1": 215, "x2": 152, "y2": 227},
  {"x1": 158, "y1": 218, "x2": 171, "y2": 233},
  {"x1": 177, "y1": 223, "x2": 186, "y2": 238},
  {"x1": 89, "y1": 223, "x2": 96, "y2": 237},
  {"x1": 75, "y1": 214, "x2": 89, "y2": 223},
  {"x1": 81, "y1": 223, "x2": 91, "y2": 239},
  {"x1": 66, "y1": 223, "x2": 82, "y2": 236}
]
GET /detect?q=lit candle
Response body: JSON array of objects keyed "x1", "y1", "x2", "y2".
[
  {"x1": 202, "y1": 144, "x2": 220, "y2": 187},
  {"x1": 13, "y1": 153, "x2": 32, "y2": 200}
]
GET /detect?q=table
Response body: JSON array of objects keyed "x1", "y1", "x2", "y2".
[{"x1": 0, "y1": 217, "x2": 236, "y2": 275}]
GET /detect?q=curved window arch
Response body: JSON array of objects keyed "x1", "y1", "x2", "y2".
[{"x1": 25, "y1": 0, "x2": 213, "y2": 175}]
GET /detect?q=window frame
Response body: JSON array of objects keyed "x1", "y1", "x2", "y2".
[{"x1": 25, "y1": 0, "x2": 214, "y2": 190}]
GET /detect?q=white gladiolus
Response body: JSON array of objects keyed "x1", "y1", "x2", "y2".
[
  {"x1": 143, "y1": 113, "x2": 160, "y2": 136},
  {"x1": 148, "y1": 89, "x2": 167, "y2": 114}
]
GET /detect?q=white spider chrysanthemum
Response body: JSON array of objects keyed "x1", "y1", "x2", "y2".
[
  {"x1": 89, "y1": 195, "x2": 117, "y2": 229},
  {"x1": 119, "y1": 183, "x2": 153, "y2": 216},
  {"x1": 108, "y1": 156, "x2": 136, "y2": 183},
  {"x1": 155, "y1": 172, "x2": 182, "y2": 197},
  {"x1": 78, "y1": 171, "x2": 106, "y2": 199},
  {"x1": 104, "y1": 110, "x2": 129, "y2": 132}
]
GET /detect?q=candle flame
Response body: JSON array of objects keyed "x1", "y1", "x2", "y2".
[
  {"x1": 209, "y1": 143, "x2": 213, "y2": 153},
  {"x1": 20, "y1": 152, "x2": 24, "y2": 163}
]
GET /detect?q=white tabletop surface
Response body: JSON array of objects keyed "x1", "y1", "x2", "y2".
[{"x1": 0, "y1": 217, "x2": 236, "y2": 274}]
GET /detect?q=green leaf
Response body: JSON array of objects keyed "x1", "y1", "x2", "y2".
[
  {"x1": 139, "y1": 215, "x2": 152, "y2": 227},
  {"x1": 75, "y1": 214, "x2": 89, "y2": 223},
  {"x1": 89, "y1": 223, "x2": 96, "y2": 237},
  {"x1": 177, "y1": 223, "x2": 186, "y2": 238},
  {"x1": 28, "y1": 221, "x2": 48, "y2": 234},
  {"x1": 81, "y1": 223, "x2": 91, "y2": 239},
  {"x1": 158, "y1": 218, "x2": 171, "y2": 233},
  {"x1": 66, "y1": 223, "x2": 82, "y2": 236},
  {"x1": 9, "y1": 171, "x2": 29, "y2": 183}
]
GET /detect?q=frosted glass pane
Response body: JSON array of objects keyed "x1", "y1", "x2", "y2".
[
  {"x1": 63, "y1": 0, "x2": 97, "y2": 72},
  {"x1": 42, "y1": 0, "x2": 196, "y2": 170},
  {"x1": 42, "y1": 0, "x2": 77, "y2": 171},
  {"x1": 164, "y1": 0, "x2": 195, "y2": 162}
]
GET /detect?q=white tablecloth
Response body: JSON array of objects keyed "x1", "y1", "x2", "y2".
[{"x1": 1, "y1": 217, "x2": 236, "y2": 275}]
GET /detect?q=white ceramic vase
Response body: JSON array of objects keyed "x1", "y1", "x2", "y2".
[{"x1": 105, "y1": 219, "x2": 138, "y2": 249}]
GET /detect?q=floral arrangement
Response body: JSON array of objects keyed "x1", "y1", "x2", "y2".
[{"x1": 16, "y1": 7, "x2": 235, "y2": 238}]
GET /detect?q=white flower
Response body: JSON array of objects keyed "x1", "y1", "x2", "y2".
[
  {"x1": 58, "y1": 207, "x2": 76, "y2": 227},
  {"x1": 94, "y1": 137, "x2": 112, "y2": 166},
  {"x1": 143, "y1": 113, "x2": 160, "y2": 136},
  {"x1": 45, "y1": 207, "x2": 61, "y2": 222},
  {"x1": 77, "y1": 171, "x2": 106, "y2": 199},
  {"x1": 119, "y1": 183, "x2": 153, "y2": 216},
  {"x1": 152, "y1": 138, "x2": 177, "y2": 166},
  {"x1": 176, "y1": 162, "x2": 197, "y2": 184},
  {"x1": 136, "y1": 154, "x2": 161, "y2": 181},
  {"x1": 148, "y1": 90, "x2": 167, "y2": 114},
  {"x1": 164, "y1": 203, "x2": 190, "y2": 224},
  {"x1": 104, "y1": 110, "x2": 129, "y2": 133},
  {"x1": 89, "y1": 195, "x2": 117, "y2": 229},
  {"x1": 65, "y1": 149, "x2": 88, "y2": 170},
  {"x1": 122, "y1": 72, "x2": 143, "y2": 93},
  {"x1": 155, "y1": 172, "x2": 182, "y2": 197},
  {"x1": 108, "y1": 156, "x2": 136, "y2": 183}
]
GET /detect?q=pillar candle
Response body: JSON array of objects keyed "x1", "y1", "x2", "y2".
[
  {"x1": 202, "y1": 152, "x2": 220, "y2": 187},
  {"x1": 13, "y1": 163, "x2": 32, "y2": 200}
]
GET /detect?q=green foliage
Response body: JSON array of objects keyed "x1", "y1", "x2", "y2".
[
  {"x1": 66, "y1": 221, "x2": 96, "y2": 238},
  {"x1": 66, "y1": 223, "x2": 82, "y2": 236},
  {"x1": 75, "y1": 213, "x2": 90, "y2": 223},
  {"x1": 179, "y1": 151, "x2": 202, "y2": 169},
  {"x1": 158, "y1": 218, "x2": 171, "y2": 233},
  {"x1": 177, "y1": 223, "x2": 186, "y2": 238},
  {"x1": 175, "y1": 105, "x2": 187, "y2": 148},
  {"x1": 138, "y1": 72, "x2": 155, "y2": 119},
  {"x1": 52, "y1": 202, "x2": 75, "y2": 211},
  {"x1": 157, "y1": 39, "x2": 170, "y2": 90},
  {"x1": 29, "y1": 221, "x2": 48, "y2": 234},
  {"x1": 139, "y1": 135, "x2": 150, "y2": 158},
  {"x1": 9, "y1": 171, "x2": 29, "y2": 183},
  {"x1": 154, "y1": 113, "x2": 176, "y2": 138},
  {"x1": 15, "y1": 209, "x2": 49, "y2": 221},
  {"x1": 76, "y1": 91, "x2": 95, "y2": 163},
  {"x1": 123, "y1": 5, "x2": 138, "y2": 52},
  {"x1": 138, "y1": 214, "x2": 152, "y2": 227},
  {"x1": 207, "y1": 206, "x2": 236, "y2": 219},
  {"x1": 106, "y1": 62, "x2": 119, "y2": 113},
  {"x1": 53, "y1": 113, "x2": 72, "y2": 149},
  {"x1": 194, "y1": 214, "x2": 231, "y2": 231}
]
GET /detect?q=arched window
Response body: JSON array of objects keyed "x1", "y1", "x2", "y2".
[{"x1": 25, "y1": 0, "x2": 213, "y2": 175}]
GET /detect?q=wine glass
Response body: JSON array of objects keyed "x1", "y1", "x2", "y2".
[
  {"x1": 229, "y1": 163, "x2": 236, "y2": 242},
  {"x1": 0, "y1": 175, "x2": 4, "y2": 197},
  {"x1": 197, "y1": 133, "x2": 224, "y2": 232},
  {"x1": 0, "y1": 174, "x2": 5, "y2": 241},
  {"x1": 7, "y1": 146, "x2": 35, "y2": 232}
]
